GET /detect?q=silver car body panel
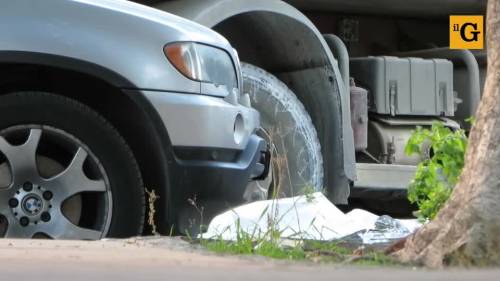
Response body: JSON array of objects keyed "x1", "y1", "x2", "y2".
[
  {"x1": 0, "y1": 0, "x2": 257, "y2": 150},
  {"x1": 144, "y1": 90, "x2": 259, "y2": 149}
]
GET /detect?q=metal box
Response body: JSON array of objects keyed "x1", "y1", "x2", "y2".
[{"x1": 350, "y1": 56, "x2": 454, "y2": 116}]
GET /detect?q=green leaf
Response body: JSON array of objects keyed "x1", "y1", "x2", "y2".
[{"x1": 406, "y1": 121, "x2": 467, "y2": 221}]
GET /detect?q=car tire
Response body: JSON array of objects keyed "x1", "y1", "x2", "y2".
[
  {"x1": 242, "y1": 63, "x2": 324, "y2": 200},
  {"x1": 0, "y1": 92, "x2": 144, "y2": 239}
]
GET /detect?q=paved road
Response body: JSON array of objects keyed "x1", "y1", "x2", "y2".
[{"x1": 0, "y1": 238, "x2": 498, "y2": 281}]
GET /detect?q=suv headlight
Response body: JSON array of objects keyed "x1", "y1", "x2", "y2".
[{"x1": 164, "y1": 42, "x2": 238, "y2": 92}]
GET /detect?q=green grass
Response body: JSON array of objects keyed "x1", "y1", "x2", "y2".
[
  {"x1": 201, "y1": 231, "x2": 306, "y2": 261},
  {"x1": 200, "y1": 237, "x2": 401, "y2": 265},
  {"x1": 204, "y1": 239, "x2": 254, "y2": 255},
  {"x1": 203, "y1": 238, "x2": 305, "y2": 260},
  {"x1": 303, "y1": 240, "x2": 353, "y2": 255},
  {"x1": 203, "y1": 239, "x2": 306, "y2": 260},
  {"x1": 255, "y1": 241, "x2": 305, "y2": 260},
  {"x1": 351, "y1": 252, "x2": 400, "y2": 266}
]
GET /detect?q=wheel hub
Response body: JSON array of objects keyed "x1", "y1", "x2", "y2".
[
  {"x1": 22, "y1": 195, "x2": 43, "y2": 215},
  {"x1": 10, "y1": 182, "x2": 52, "y2": 225}
]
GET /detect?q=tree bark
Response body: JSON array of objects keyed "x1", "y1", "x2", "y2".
[{"x1": 393, "y1": 0, "x2": 500, "y2": 268}]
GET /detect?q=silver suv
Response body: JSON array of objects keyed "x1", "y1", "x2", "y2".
[{"x1": 0, "y1": 0, "x2": 266, "y2": 239}]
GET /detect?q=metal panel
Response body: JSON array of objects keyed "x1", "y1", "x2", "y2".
[
  {"x1": 350, "y1": 56, "x2": 454, "y2": 117},
  {"x1": 0, "y1": 0, "x2": 237, "y2": 95},
  {"x1": 143, "y1": 90, "x2": 259, "y2": 150},
  {"x1": 284, "y1": 0, "x2": 486, "y2": 18},
  {"x1": 354, "y1": 163, "x2": 417, "y2": 190}
]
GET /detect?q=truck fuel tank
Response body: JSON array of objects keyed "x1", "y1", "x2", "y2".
[{"x1": 350, "y1": 56, "x2": 455, "y2": 117}]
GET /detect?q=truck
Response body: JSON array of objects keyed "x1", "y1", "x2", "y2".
[{"x1": 145, "y1": 0, "x2": 487, "y2": 213}]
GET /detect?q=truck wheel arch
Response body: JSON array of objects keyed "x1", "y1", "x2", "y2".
[{"x1": 157, "y1": 0, "x2": 356, "y2": 203}]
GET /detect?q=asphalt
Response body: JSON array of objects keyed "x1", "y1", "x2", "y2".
[{"x1": 0, "y1": 237, "x2": 498, "y2": 281}]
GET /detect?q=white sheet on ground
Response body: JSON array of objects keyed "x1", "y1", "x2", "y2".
[{"x1": 203, "y1": 192, "x2": 421, "y2": 244}]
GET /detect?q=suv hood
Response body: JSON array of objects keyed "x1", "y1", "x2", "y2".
[{"x1": 75, "y1": 0, "x2": 233, "y2": 51}]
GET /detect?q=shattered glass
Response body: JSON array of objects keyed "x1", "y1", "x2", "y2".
[{"x1": 340, "y1": 215, "x2": 422, "y2": 245}]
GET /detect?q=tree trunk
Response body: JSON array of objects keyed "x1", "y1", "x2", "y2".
[{"x1": 393, "y1": 0, "x2": 500, "y2": 268}]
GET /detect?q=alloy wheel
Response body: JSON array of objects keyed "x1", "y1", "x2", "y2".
[{"x1": 0, "y1": 125, "x2": 112, "y2": 239}]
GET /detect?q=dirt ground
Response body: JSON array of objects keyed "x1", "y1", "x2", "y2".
[{"x1": 0, "y1": 237, "x2": 498, "y2": 281}]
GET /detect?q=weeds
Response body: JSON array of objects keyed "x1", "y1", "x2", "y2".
[
  {"x1": 145, "y1": 188, "x2": 160, "y2": 236},
  {"x1": 405, "y1": 122, "x2": 468, "y2": 221},
  {"x1": 201, "y1": 232, "x2": 399, "y2": 265},
  {"x1": 349, "y1": 251, "x2": 400, "y2": 266},
  {"x1": 187, "y1": 196, "x2": 205, "y2": 238},
  {"x1": 302, "y1": 186, "x2": 316, "y2": 203}
]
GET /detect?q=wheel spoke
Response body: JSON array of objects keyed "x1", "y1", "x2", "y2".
[
  {"x1": 0, "y1": 189, "x2": 13, "y2": 215},
  {"x1": 48, "y1": 147, "x2": 106, "y2": 202},
  {"x1": 0, "y1": 129, "x2": 42, "y2": 185},
  {"x1": 40, "y1": 211, "x2": 102, "y2": 240},
  {"x1": 4, "y1": 217, "x2": 36, "y2": 238}
]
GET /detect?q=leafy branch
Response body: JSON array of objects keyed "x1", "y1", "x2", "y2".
[{"x1": 405, "y1": 122, "x2": 468, "y2": 221}]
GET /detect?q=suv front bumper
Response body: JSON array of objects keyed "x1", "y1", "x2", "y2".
[
  {"x1": 143, "y1": 91, "x2": 260, "y2": 151},
  {"x1": 142, "y1": 90, "x2": 268, "y2": 202}
]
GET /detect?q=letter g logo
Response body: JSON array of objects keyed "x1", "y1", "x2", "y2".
[
  {"x1": 460, "y1": 23, "x2": 481, "y2": 42},
  {"x1": 450, "y1": 15, "x2": 484, "y2": 49}
]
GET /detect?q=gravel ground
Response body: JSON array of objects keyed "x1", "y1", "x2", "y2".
[{"x1": 0, "y1": 237, "x2": 498, "y2": 281}]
